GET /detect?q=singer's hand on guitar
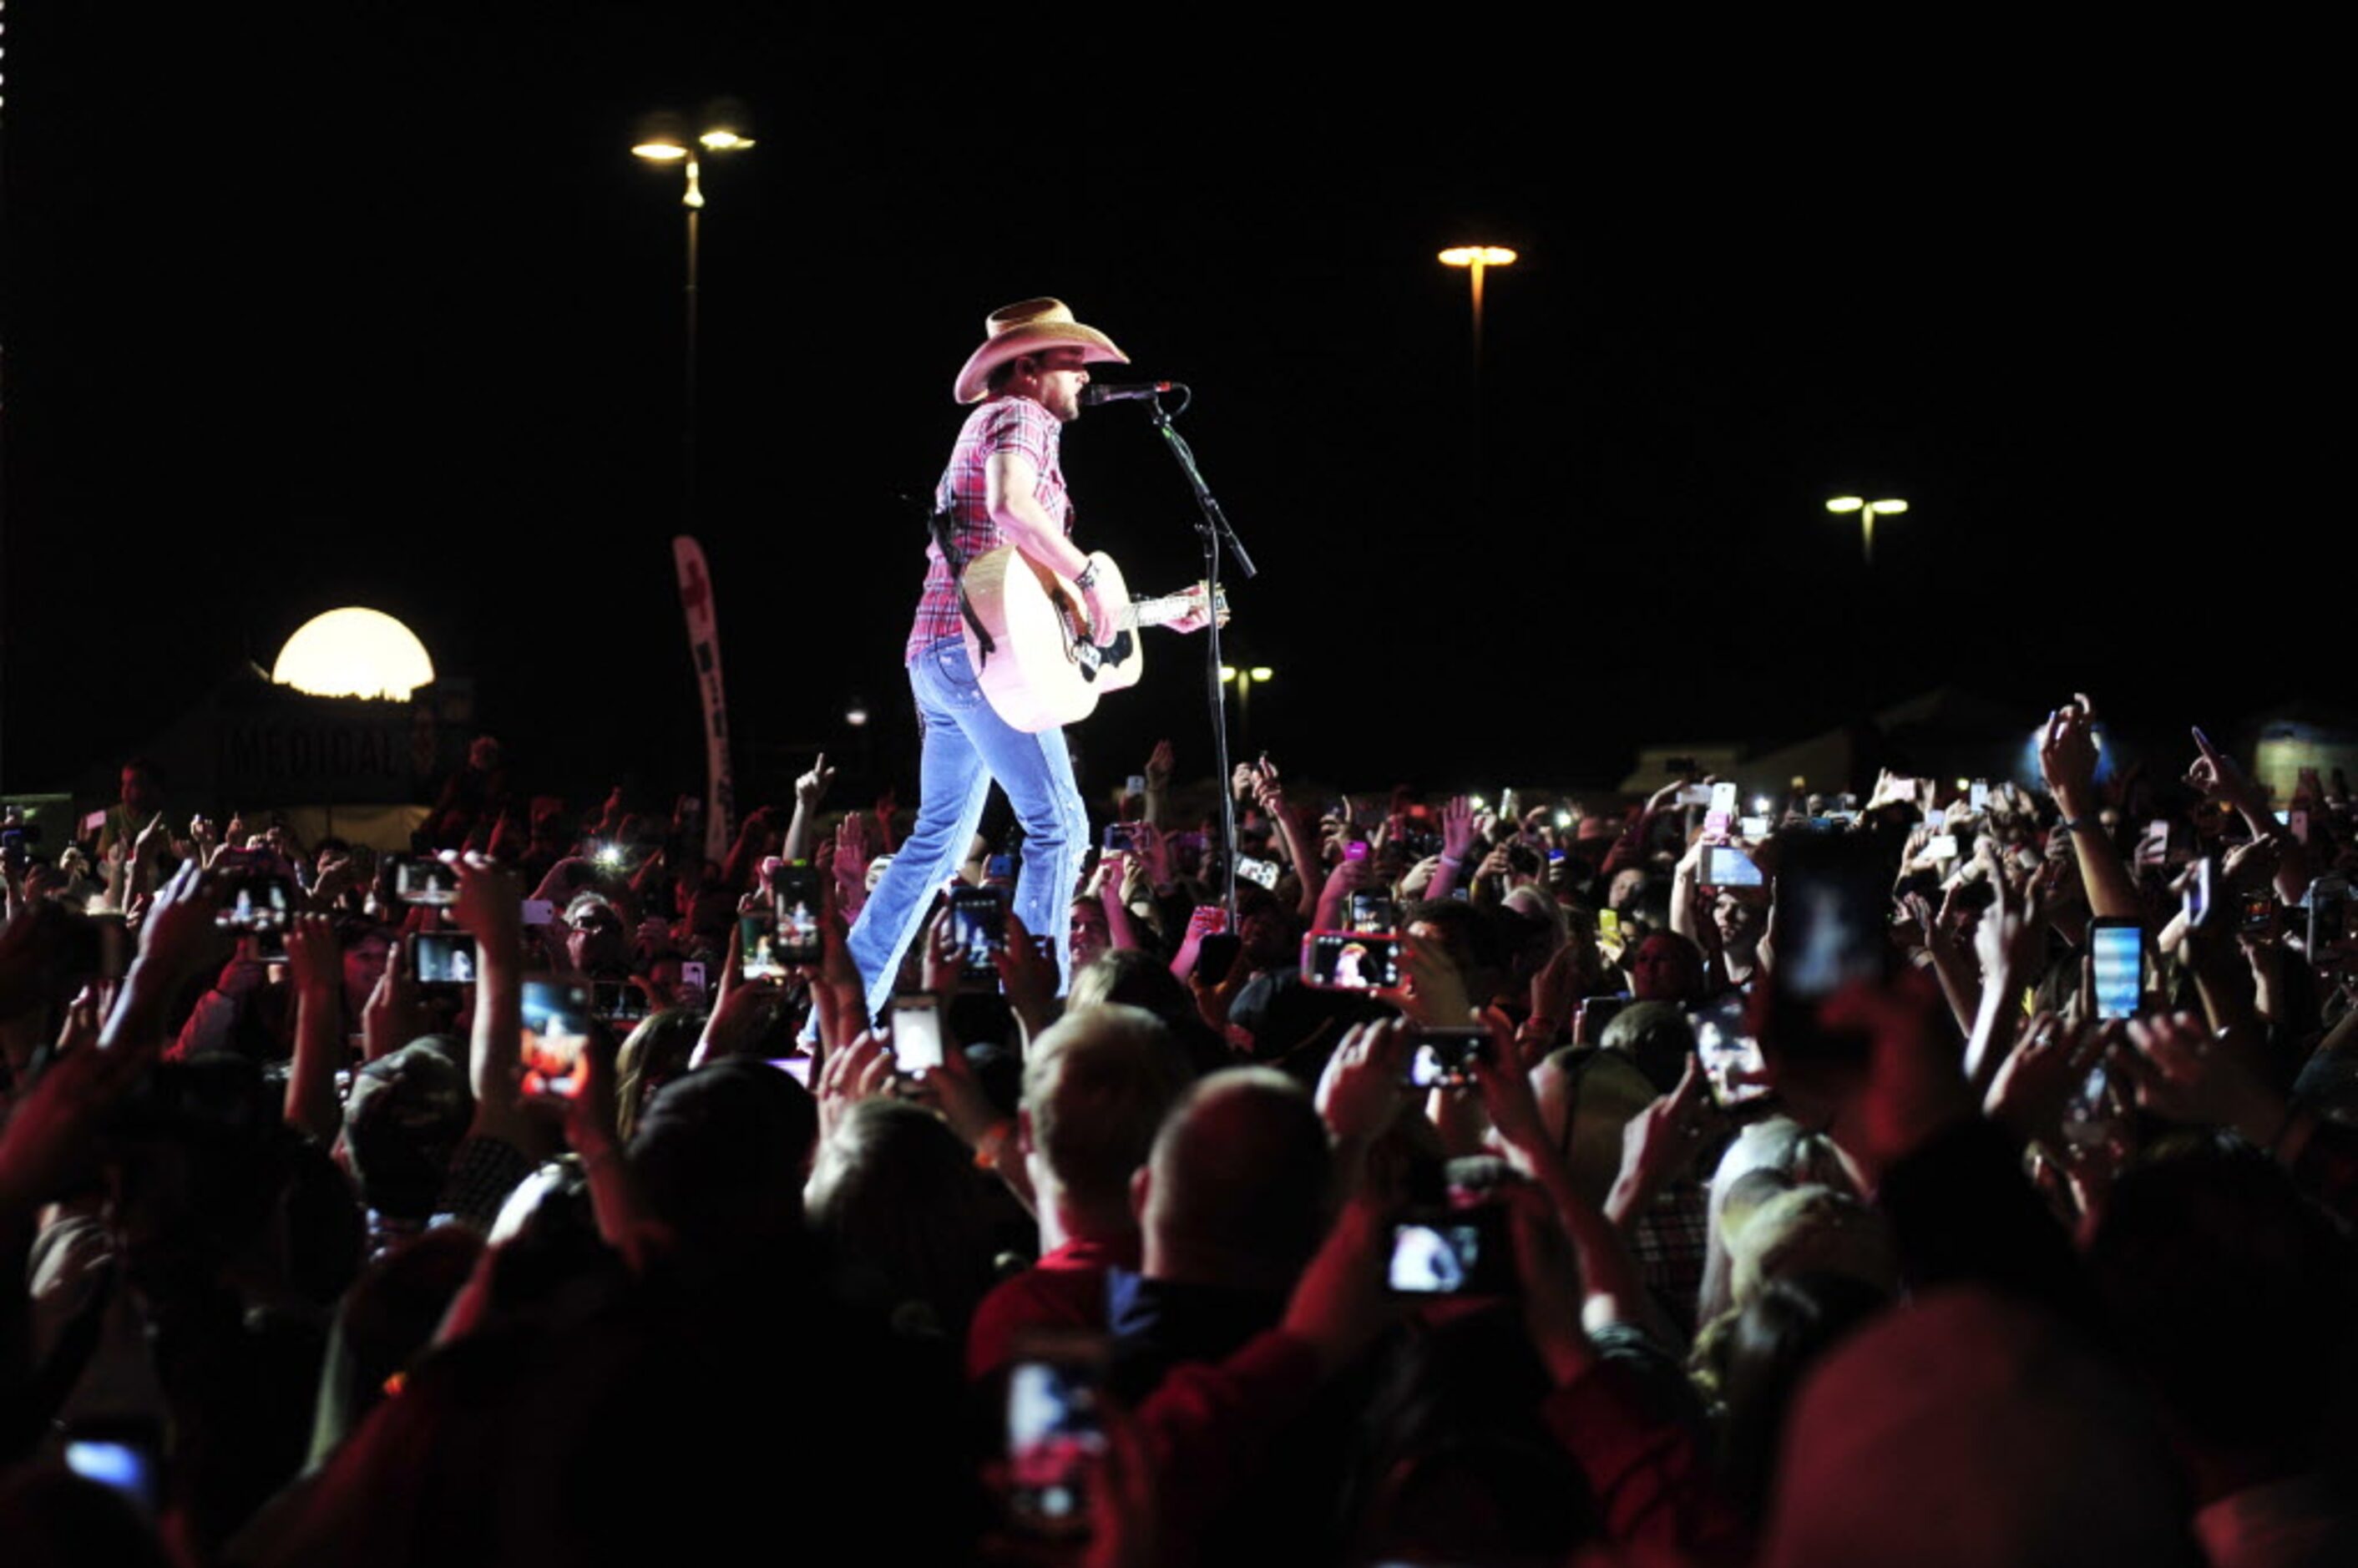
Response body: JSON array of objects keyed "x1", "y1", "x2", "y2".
[{"x1": 1080, "y1": 553, "x2": 1121, "y2": 648}]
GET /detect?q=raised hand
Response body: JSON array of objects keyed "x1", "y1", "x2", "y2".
[
  {"x1": 2113, "y1": 1011, "x2": 2283, "y2": 1140},
  {"x1": 446, "y1": 850, "x2": 522, "y2": 947},
  {"x1": 994, "y1": 909, "x2": 1059, "y2": 1034},
  {"x1": 1385, "y1": 933, "x2": 1473, "y2": 1029},
  {"x1": 2186, "y1": 726, "x2": 2267, "y2": 820},
  {"x1": 1984, "y1": 1012, "x2": 2111, "y2": 1148},
  {"x1": 361, "y1": 938, "x2": 423, "y2": 1062},
  {"x1": 1314, "y1": 1018, "x2": 1410, "y2": 1146},
  {"x1": 795, "y1": 752, "x2": 837, "y2": 812},
  {"x1": 1132, "y1": 822, "x2": 1172, "y2": 889},
  {"x1": 1605, "y1": 1054, "x2": 1718, "y2": 1228},
  {"x1": 133, "y1": 857, "x2": 222, "y2": 980},
  {"x1": 816, "y1": 1030, "x2": 894, "y2": 1144},
  {"x1": 2038, "y1": 695, "x2": 2102, "y2": 811},
  {"x1": 1440, "y1": 795, "x2": 1476, "y2": 864},
  {"x1": 282, "y1": 912, "x2": 340, "y2": 1001},
  {"x1": 919, "y1": 905, "x2": 962, "y2": 996}
]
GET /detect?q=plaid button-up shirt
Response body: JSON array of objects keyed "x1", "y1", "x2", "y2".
[{"x1": 905, "y1": 395, "x2": 1072, "y2": 663}]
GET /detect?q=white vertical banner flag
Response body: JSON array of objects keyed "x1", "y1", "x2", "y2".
[{"x1": 672, "y1": 535, "x2": 736, "y2": 862}]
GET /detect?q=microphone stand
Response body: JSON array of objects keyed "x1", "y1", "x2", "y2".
[{"x1": 1136, "y1": 387, "x2": 1257, "y2": 921}]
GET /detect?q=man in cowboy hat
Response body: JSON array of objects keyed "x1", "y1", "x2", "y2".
[{"x1": 847, "y1": 300, "x2": 1204, "y2": 1021}]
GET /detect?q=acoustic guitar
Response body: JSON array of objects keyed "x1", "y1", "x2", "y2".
[{"x1": 957, "y1": 547, "x2": 1226, "y2": 732}]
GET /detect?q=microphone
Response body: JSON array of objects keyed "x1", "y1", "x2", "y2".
[{"x1": 1081, "y1": 380, "x2": 1178, "y2": 407}]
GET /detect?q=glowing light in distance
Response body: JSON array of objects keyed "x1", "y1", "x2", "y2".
[
  {"x1": 1825, "y1": 496, "x2": 1864, "y2": 513},
  {"x1": 271, "y1": 608, "x2": 435, "y2": 701},
  {"x1": 631, "y1": 142, "x2": 688, "y2": 160},
  {"x1": 1439, "y1": 245, "x2": 1517, "y2": 267},
  {"x1": 699, "y1": 129, "x2": 752, "y2": 150}
]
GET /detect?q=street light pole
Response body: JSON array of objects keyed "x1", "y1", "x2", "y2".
[
  {"x1": 1439, "y1": 245, "x2": 1518, "y2": 377},
  {"x1": 1825, "y1": 495, "x2": 1909, "y2": 566},
  {"x1": 633, "y1": 109, "x2": 752, "y2": 524},
  {"x1": 1221, "y1": 665, "x2": 1274, "y2": 752}
]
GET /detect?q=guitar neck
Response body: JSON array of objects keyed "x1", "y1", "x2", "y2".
[
  {"x1": 1121, "y1": 582, "x2": 1222, "y2": 630},
  {"x1": 1124, "y1": 594, "x2": 1194, "y2": 630}
]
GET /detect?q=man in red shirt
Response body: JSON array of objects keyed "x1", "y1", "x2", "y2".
[{"x1": 966, "y1": 1003, "x2": 1190, "y2": 1381}]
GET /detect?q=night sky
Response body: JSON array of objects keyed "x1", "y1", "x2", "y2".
[{"x1": 3, "y1": 11, "x2": 2338, "y2": 812}]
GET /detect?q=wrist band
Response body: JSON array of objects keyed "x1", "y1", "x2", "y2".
[
  {"x1": 1440, "y1": 854, "x2": 1465, "y2": 868},
  {"x1": 1073, "y1": 558, "x2": 1101, "y2": 591}
]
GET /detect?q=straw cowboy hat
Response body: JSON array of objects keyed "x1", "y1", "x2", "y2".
[{"x1": 953, "y1": 298, "x2": 1130, "y2": 404}]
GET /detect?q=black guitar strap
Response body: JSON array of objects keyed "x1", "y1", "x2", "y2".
[{"x1": 917, "y1": 495, "x2": 997, "y2": 667}]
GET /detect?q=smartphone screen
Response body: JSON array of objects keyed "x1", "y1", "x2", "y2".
[
  {"x1": 1301, "y1": 930, "x2": 1399, "y2": 991},
  {"x1": 771, "y1": 862, "x2": 823, "y2": 965},
  {"x1": 1237, "y1": 855, "x2": 1281, "y2": 890},
  {"x1": 1709, "y1": 781, "x2": 1738, "y2": 817},
  {"x1": 1006, "y1": 1335, "x2": 1109, "y2": 1535},
  {"x1": 215, "y1": 872, "x2": 297, "y2": 957},
  {"x1": 1349, "y1": 891, "x2": 1397, "y2": 935},
  {"x1": 2091, "y1": 920, "x2": 2144, "y2": 1021},
  {"x1": 412, "y1": 930, "x2": 479, "y2": 984},
  {"x1": 741, "y1": 910, "x2": 787, "y2": 981},
  {"x1": 1763, "y1": 831, "x2": 1891, "y2": 1065},
  {"x1": 391, "y1": 855, "x2": 460, "y2": 907},
  {"x1": 65, "y1": 1432, "x2": 163, "y2": 1516},
  {"x1": 1386, "y1": 1206, "x2": 1512, "y2": 1296},
  {"x1": 1970, "y1": 780, "x2": 1990, "y2": 812},
  {"x1": 890, "y1": 994, "x2": 945, "y2": 1076},
  {"x1": 1405, "y1": 1027, "x2": 1489, "y2": 1089},
  {"x1": 952, "y1": 887, "x2": 1008, "y2": 981},
  {"x1": 1703, "y1": 844, "x2": 1763, "y2": 888},
  {"x1": 2307, "y1": 877, "x2": 2348, "y2": 957},
  {"x1": 593, "y1": 979, "x2": 649, "y2": 1023},
  {"x1": 1691, "y1": 993, "x2": 1773, "y2": 1108},
  {"x1": 1574, "y1": 995, "x2": 1627, "y2": 1046},
  {"x1": 520, "y1": 979, "x2": 594, "y2": 1097}
]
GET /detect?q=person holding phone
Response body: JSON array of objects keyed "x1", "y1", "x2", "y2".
[{"x1": 847, "y1": 300, "x2": 1207, "y2": 1024}]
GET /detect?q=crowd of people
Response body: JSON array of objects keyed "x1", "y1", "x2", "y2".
[{"x1": 3, "y1": 694, "x2": 2356, "y2": 1565}]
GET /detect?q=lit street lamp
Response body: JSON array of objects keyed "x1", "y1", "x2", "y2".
[
  {"x1": 632, "y1": 103, "x2": 754, "y2": 521},
  {"x1": 1438, "y1": 245, "x2": 1516, "y2": 368},
  {"x1": 1221, "y1": 664, "x2": 1274, "y2": 749},
  {"x1": 1825, "y1": 495, "x2": 1909, "y2": 565}
]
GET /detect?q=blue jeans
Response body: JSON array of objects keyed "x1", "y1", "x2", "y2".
[{"x1": 846, "y1": 635, "x2": 1085, "y2": 1023}]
